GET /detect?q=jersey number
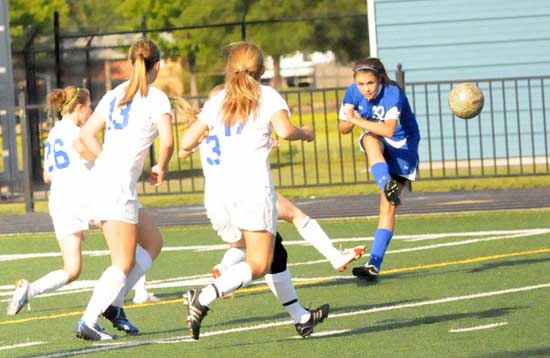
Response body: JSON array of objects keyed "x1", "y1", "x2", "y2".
[
  {"x1": 108, "y1": 98, "x2": 132, "y2": 130},
  {"x1": 204, "y1": 124, "x2": 243, "y2": 166},
  {"x1": 45, "y1": 138, "x2": 70, "y2": 172}
]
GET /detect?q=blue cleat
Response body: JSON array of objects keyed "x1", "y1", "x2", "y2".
[
  {"x1": 102, "y1": 305, "x2": 139, "y2": 335},
  {"x1": 76, "y1": 320, "x2": 117, "y2": 341}
]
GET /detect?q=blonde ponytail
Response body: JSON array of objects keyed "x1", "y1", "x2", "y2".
[
  {"x1": 222, "y1": 42, "x2": 264, "y2": 127},
  {"x1": 119, "y1": 39, "x2": 161, "y2": 107}
]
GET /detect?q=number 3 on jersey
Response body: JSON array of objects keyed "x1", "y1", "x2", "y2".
[
  {"x1": 107, "y1": 97, "x2": 131, "y2": 130},
  {"x1": 205, "y1": 124, "x2": 243, "y2": 165},
  {"x1": 45, "y1": 138, "x2": 70, "y2": 172},
  {"x1": 205, "y1": 135, "x2": 220, "y2": 165}
]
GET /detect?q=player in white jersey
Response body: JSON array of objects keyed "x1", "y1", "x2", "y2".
[
  {"x1": 339, "y1": 57, "x2": 420, "y2": 281},
  {"x1": 178, "y1": 86, "x2": 364, "y2": 276},
  {"x1": 7, "y1": 86, "x2": 95, "y2": 316},
  {"x1": 75, "y1": 39, "x2": 174, "y2": 341},
  {"x1": 178, "y1": 42, "x2": 328, "y2": 340}
]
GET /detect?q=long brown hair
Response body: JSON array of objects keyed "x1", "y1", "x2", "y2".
[
  {"x1": 118, "y1": 39, "x2": 161, "y2": 107},
  {"x1": 353, "y1": 57, "x2": 392, "y2": 87},
  {"x1": 46, "y1": 86, "x2": 90, "y2": 119},
  {"x1": 222, "y1": 42, "x2": 264, "y2": 127}
]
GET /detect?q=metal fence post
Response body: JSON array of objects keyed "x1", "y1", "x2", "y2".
[
  {"x1": 18, "y1": 91, "x2": 34, "y2": 213},
  {"x1": 54, "y1": 10, "x2": 62, "y2": 88},
  {"x1": 396, "y1": 63, "x2": 405, "y2": 90},
  {"x1": 395, "y1": 64, "x2": 413, "y2": 191},
  {"x1": 23, "y1": 26, "x2": 43, "y2": 182}
]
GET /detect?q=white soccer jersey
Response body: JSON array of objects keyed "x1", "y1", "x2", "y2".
[
  {"x1": 199, "y1": 134, "x2": 241, "y2": 243},
  {"x1": 44, "y1": 117, "x2": 93, "y2": 238},
  {"x1": 199, "y1": 86, "x2": 288, "y2": 190},
  {"x1": 198, "y1": 86, "x2": 288, "y2": 234},
  {"x1": 90, "y1": 81, "x2": 172, "y2": 223}
]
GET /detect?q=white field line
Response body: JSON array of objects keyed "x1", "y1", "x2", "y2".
[
  {"x1": 449, "y1": 321, "x2": 508, "y2": 333},
  {"x1": 2, "y1": 229, "x2": 550, "y2": 300},
  {"x1": 0, "y1": 341, "x2": 46, "y2": 351},
  {"x1": 34, "y1": 282, "x2": 550, "y2": 357},
  {"x1": 292, "y1": 329, "x2": 351, "y2": 338},
  {"x1": 2, "y1": 228, "x2": 549, "y2": 263}
]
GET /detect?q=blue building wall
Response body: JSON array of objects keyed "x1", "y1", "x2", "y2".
[
  {"x1": 371, "y1": 0, "x2": 550, "y2": 82},
  {"x1": 369, "y1": 0, "x2": 550, "y2": 165}
]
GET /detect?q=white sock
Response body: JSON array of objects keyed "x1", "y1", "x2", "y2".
[
  {"x1": 81, "y1": 266, "x2": 126, "y2": 326},
  {"x1": 219, "y1": 247, "x2": 246, "y2": 271},
  {"x1": 112, "y1": 245, "x2": 152, "y2": 307},
  {"x1": 265, "y1": 270, "x2": 309, "y2": 324},
  {"x1": 298, "y1": 218, "x2": 340, "y2": 263},
  {"x1": 198, "y1": 261, "x2": 253, "y2": 307},
  {"x1": 133, "y1": 275, "x2": 147, "y2": 297},
  {"x1": 29, "y1": 269, "x2": 69, "y2": 298}
]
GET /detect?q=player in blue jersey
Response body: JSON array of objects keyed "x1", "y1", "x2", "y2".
[{"x1": 338, "y1": 57, "x2": 420, "y2": 281}]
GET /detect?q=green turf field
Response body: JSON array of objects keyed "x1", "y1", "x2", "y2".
[{"x1": 1, "y1": 209, "x2": 550, "y2": 357}]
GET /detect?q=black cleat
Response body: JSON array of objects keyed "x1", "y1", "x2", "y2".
[
  {"x1": 183, "y1": 289, "x2": 209, "y2": 340},
  {"x1": 102, "y1": 305, "x2": 139, "y2": 335},
  {"x1": 352, "y1": 264, "x2": 380, "y2": 281},
  {"x1": 384, "y1": 179, "x2": 401, "y2": 206},
  {"x1": 295, "y1": 304, "x2": 330, "y2": 338}
]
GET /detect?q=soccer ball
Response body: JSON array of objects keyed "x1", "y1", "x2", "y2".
[{"x1": 448, "y1": 82, "x2": 484, "y2": 119}]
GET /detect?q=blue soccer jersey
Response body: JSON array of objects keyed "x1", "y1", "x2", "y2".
[{"x1": 340, "y1": 83, "x2": 421, "y2": 179}]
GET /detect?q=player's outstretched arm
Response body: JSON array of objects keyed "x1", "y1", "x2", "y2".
[{"x1": 271, "y1": 109, "x2": 314, "y2": 142}]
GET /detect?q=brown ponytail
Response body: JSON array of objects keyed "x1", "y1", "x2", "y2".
[
  {"x1": 46, "y1": 86, "x2": 90, "y2": 119},
  {"x1": 222, "y1": 42, "x2": 264, "y2": 127},
  {"x1": 119, "y1": 39, "x2": 161, "y2": 107}
]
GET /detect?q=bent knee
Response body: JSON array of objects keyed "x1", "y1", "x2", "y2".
[
  {"x1": 246, "y1": 259, "x2": 272, "y2": 278},
  {"x1": 64, "y1": 266, "x2": 82, "y2": 282}
]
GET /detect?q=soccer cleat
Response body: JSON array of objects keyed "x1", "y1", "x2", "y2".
[
  {"x1": 94, "y1": 323, "x2": 107, "y2": 333},
  {"x1": 331, "y1": 246, "x2": 367, "y2": 272},
  {"x1": 352, "y1": 264, "x2": 380, "y2": 281},
  {"x1": 75, "y1": 320, "x2": 117, "y2": 341},
  {"x1": 133, "y1": 291, "x2": 160, "y2": 304},
  {"x1": 384, "y1": 179, "x2": 401, "y2": 206},
  {"x1": 183, "y1": 289, "x2": 209, "y2": 340},
  {"x1": 102, "y1": 305, "x2": 139, "y2": 335},
  {"x1": 6, "y1": 279, "x2": 30, "y2": 315},
  {"x1": 295, "y1": 304, "x2": 330, "y2": 338}
]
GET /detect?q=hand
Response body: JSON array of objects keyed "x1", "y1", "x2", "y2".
[
  {"x1": 149, "y1": 164, "x2": 165, "y2": 187},
  {"x1": 198, "y1": 129, "x2": 209, "y2": 143},
  {"x1": 348, "y1": 110, "x2": 362, "y2": 125},
  {"x1": 270, "y1": 136, "x2": 280, "y2": 149},
  {"x1": 301, "y1": 125, "x2": 315, "y2": 142},
  {"x1": 344, "y1": 104, "x2": 355, "y2": 121}
]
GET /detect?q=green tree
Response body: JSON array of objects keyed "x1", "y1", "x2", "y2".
[
  {"x1": 9, "y1": 0, "x2": 69, "y2": 47},
  {"x1": 310, "y1": 0, "x2": 369, "y2": 63},
  {"x1": 113, "y1": 0, "x2": 240, "y2": 97},
  {"x1": 245, "y1": 0, "x2": 318, "y2": 88}
]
